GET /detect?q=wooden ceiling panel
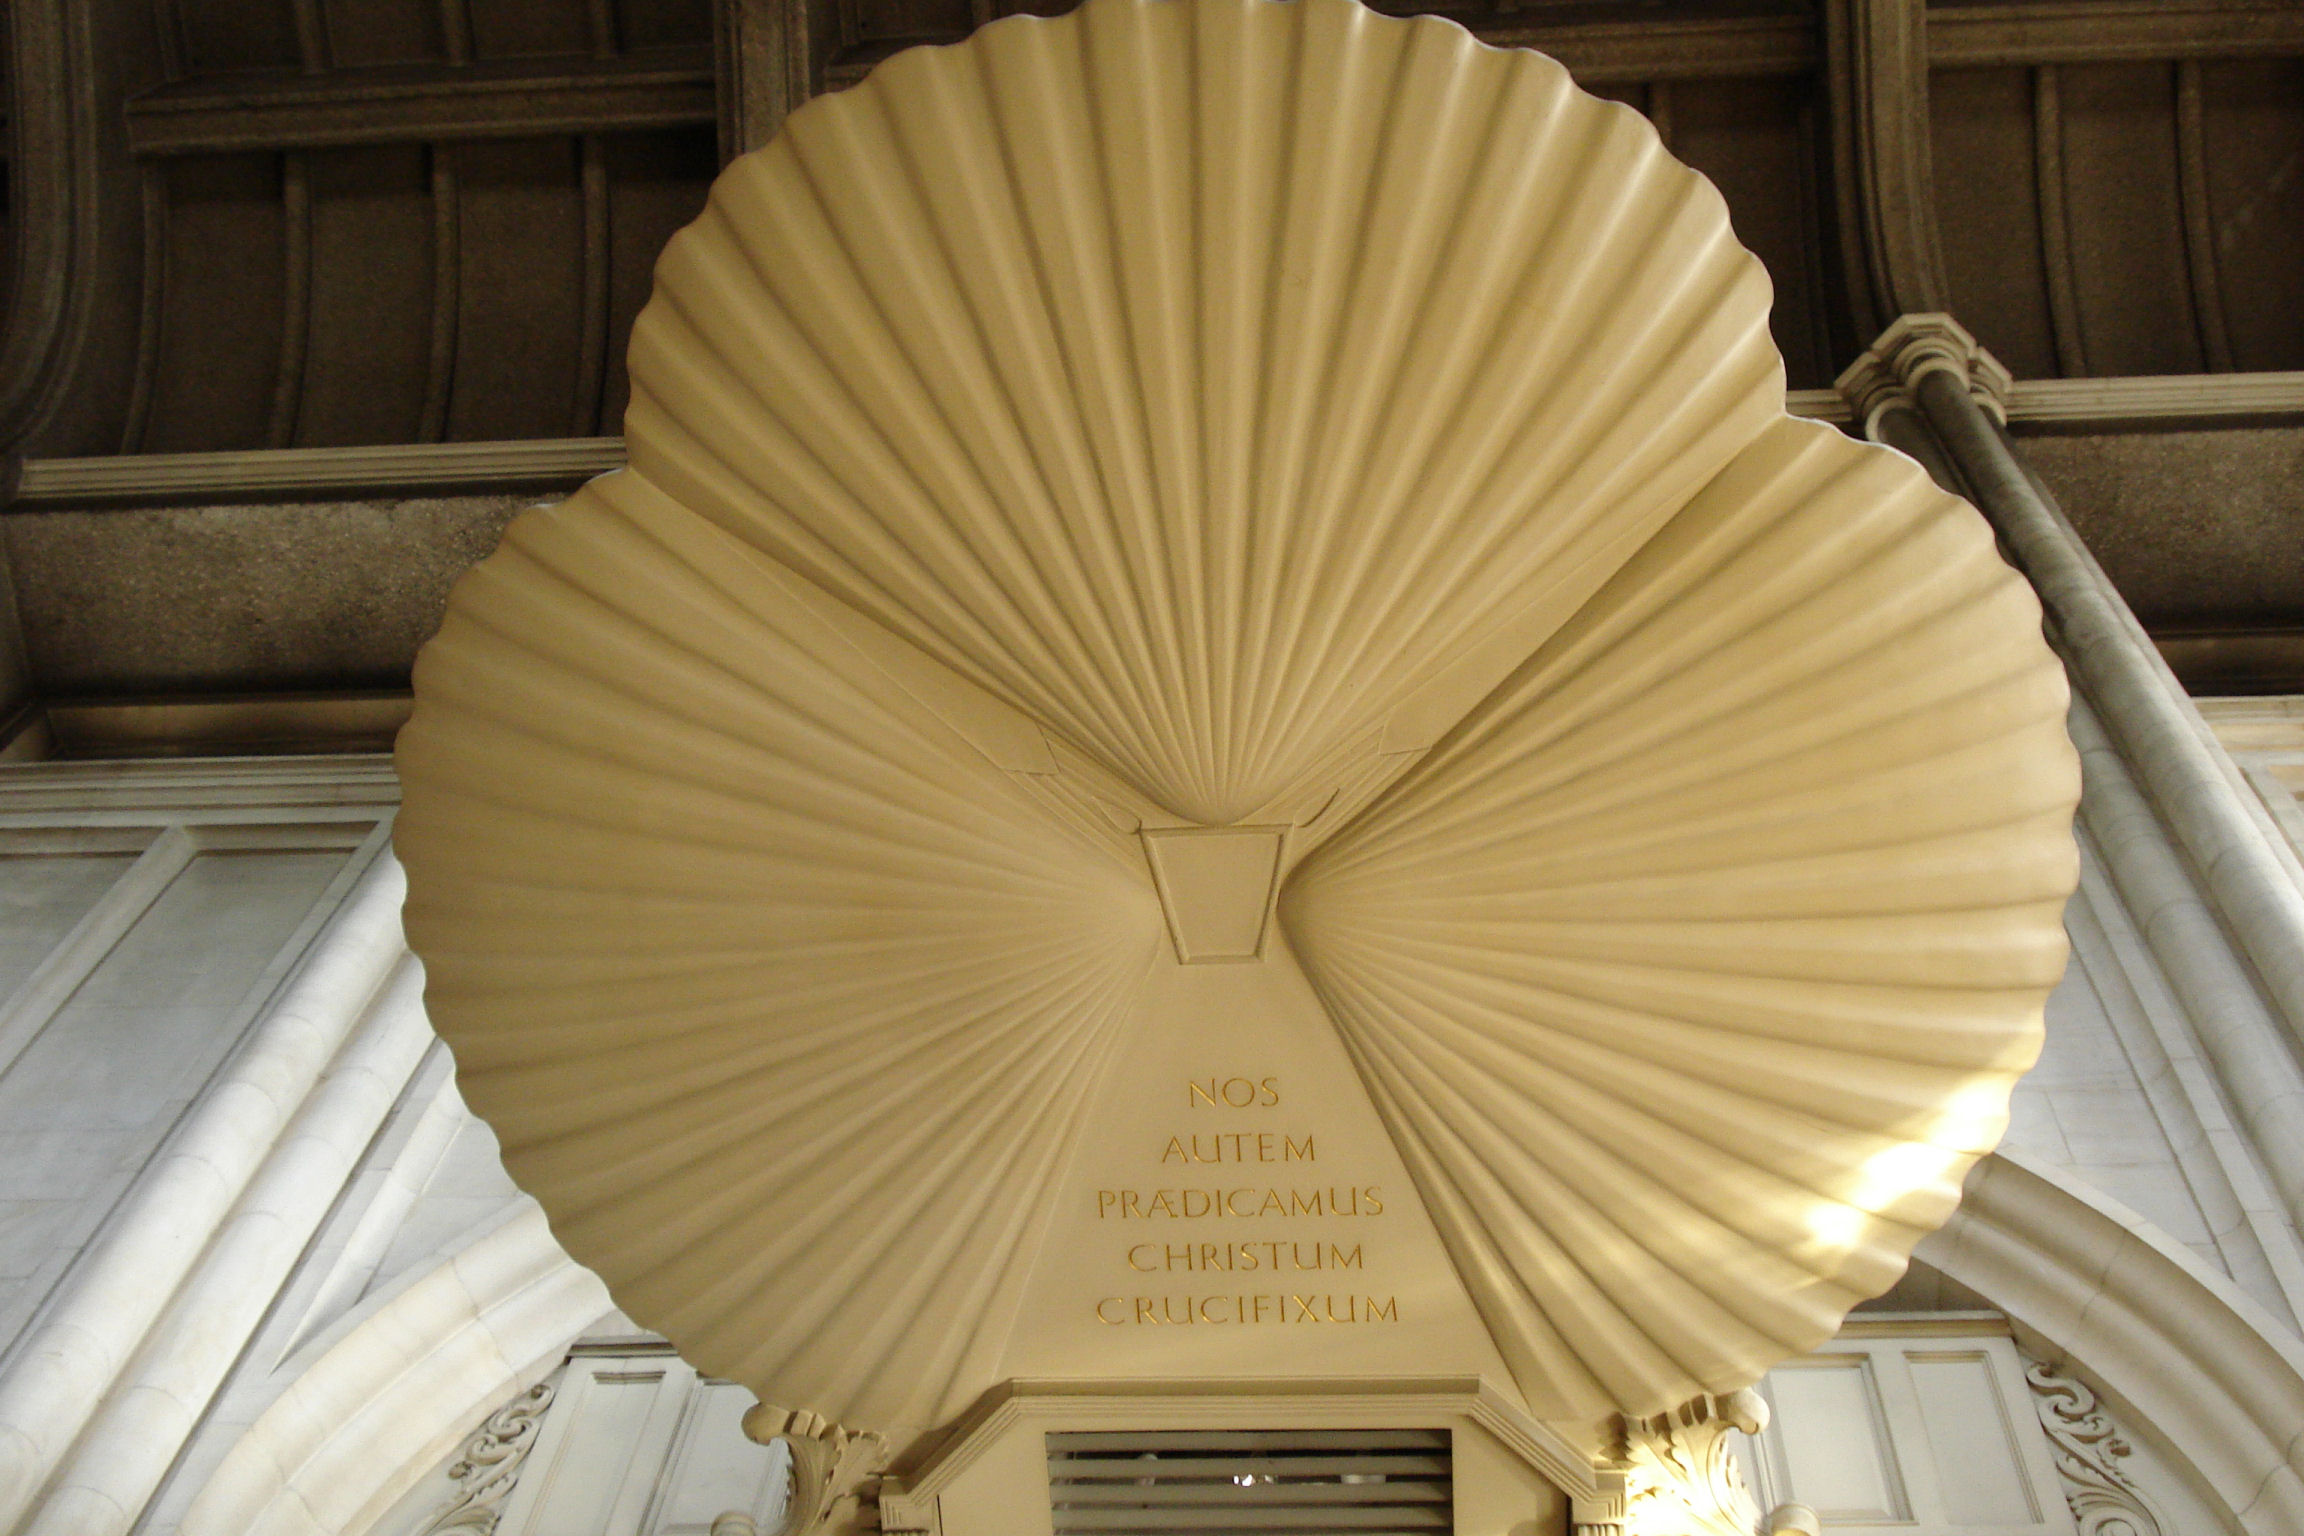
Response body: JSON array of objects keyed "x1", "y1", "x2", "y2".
[
  {"x1": 447, "y1": 137, "x2": 588, "y2": 440},
  {"x1": 844, "y1": 0, "x2": 977, "y2": 56},
  {"x1": 141, "y1": 155, "x2": 288, "y2": 454},
  {"x1": 1664, "y1": 73, "x2": 1837, "y2": 386},
  {"x1": 2056, "y1": 61, "x2": 2204, "y2": 377},
  {"x1": 2200, "y1": 57, "x2": 2304, "y2": 373},
  {"x1": 466, "y1": 0, "x2": 602, "y2": 58},
  {"x1": 1930, "y1": 66, "x2": 2058, "y2": 380},
  {"x1": 298, "y1": 145, "x2": 437, "y2": 445},
  {"x1": 175, "y1": 0, "x2": 305, "y2": 73},
  {"x1": 322, "y1": 0, "x2": 454, "y2": 67},
  {"x1": 600, "y1": 127, "x2": 720, "y2": 434},
  {"x1": 615, "y1": 0, "x2": 715, "y2": 49}
]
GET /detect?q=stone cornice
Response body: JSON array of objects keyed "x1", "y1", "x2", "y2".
[{"x1": 7, "y1": 437, "x2": 619, "y2": 508}]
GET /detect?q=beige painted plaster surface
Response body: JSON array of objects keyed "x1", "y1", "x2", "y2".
[{"x1": 396, "y1": 0, "x2": 2080, "y2": 1464}]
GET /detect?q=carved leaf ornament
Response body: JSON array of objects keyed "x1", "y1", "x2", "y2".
[{"x1": 396, "y1": 0, "x2": 2079, "y2": 1467}]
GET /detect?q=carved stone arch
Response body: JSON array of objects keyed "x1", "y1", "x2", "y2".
[
  {"x1": 1919, "y1": 1150, "x2": 2304, "y2": 1534},
  {"x1": 177, "y1": 1202, "x2": 610, "y2": 1536}
]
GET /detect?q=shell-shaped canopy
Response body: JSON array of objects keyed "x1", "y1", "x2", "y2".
[{"x1": 396, "y1": 0, "x2": 2079, "y2": 1456}]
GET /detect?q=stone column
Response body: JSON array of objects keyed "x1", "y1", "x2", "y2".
[{"x1": 1838, "y1": 314, "x2": 2304, "y2": 1223}]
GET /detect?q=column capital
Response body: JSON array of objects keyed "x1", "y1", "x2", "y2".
[
  {"x1": 1836, "y1": 313, "x2": 2014, "y2": 437},
  {"x1": 1611, "y1": 1388, "x2": 1770, "y2": 1536}
]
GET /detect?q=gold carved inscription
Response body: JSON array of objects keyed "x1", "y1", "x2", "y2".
[
  {"x1": 1161, "y1": 1132, "x2": 1315, "y2": 1163},
  {"x1": 1188, "y1": 1076, "x2": 1281, "y2": 1108},
  {"x1": 1095, "y1": 1294, "x2": 1400, "y2": 1325},
  {"x1": 1126, "y1": 1241, "x2": 1362, "y2": 1272},
  {"x1": 1089, "y1": 1075, "x2": 1397, "y2": 1325},
  {"x1": 1095, "y1": 1186, "x2": 1383, "y2": 1218}
]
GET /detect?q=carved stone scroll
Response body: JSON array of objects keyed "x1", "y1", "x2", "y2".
[
  {"x1": 418, "y1": 1380, "x2": 557, "y2": 1536},
  {"x1": 2025, "y1": 1359, "x2": 2168, "y2": 1536}
]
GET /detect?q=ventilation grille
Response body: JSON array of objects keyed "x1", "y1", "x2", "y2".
[{"x1": 1047, "y1": 1428, "x2": 1452, "y2": 1533}]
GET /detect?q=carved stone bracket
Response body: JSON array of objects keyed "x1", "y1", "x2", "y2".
[
  {"x1": 1611, "y1": 1387, "x2": 1770, "y2": 1536},
  {"x1": 418, "y1": 1380, "x2": 557, "y2": 1536},
  {"x1": 742, "y1": 1404, "x2": 889, "y2": 1536},
  {"x1": 2024, "y1": 1359, "x2": 2168, "y2": 1536},
  {"x1": 1836, "y1": 312, "x2": 2016, "y2": 438}
]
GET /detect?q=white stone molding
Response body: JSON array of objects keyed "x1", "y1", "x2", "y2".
[
  {"x1": 1612, "y1": 1389, "x2": 1768, "y2": 1536},
  {"x1": 1921, "y1": 1150, "x2": 2304, "y2": 1533},
  {"x1": 0, "y1": 849, "x2": 406, "y2": 1533},
  {"x1": 178, "y1": 1199, "x2": 610, "y2": 1536},
  {"x1": 2062, "y1": 825, "x2": 2304, "y2": 1329},
  {"x1": 0, "y1": 825, "x2": 195, "y2": 1079},
  {"x1": 418, "y1": 1380, "x2": 557, "y2": 1536},
  {"x1": 0, "y1": 753, "x2": 400, "y2": 821},
  {"x1": 2065, "y1": 693, "x2": 2304, "y2": 1232},
  {"x1": 2023, "y1": 1358, "x2": 2169, "y2": 1536},
  {"x1": 24, "y1": 939, "x2": 434, "y2": 1536},
  {"x1": 1995, "y1": 370, "x2": 2304, "y2": 430},
  {"x1": 1834, "y1": 311, "x2": 2014, "y2": 435}
]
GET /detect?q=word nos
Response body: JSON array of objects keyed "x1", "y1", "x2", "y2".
[
  {"x1": 1161, "y1": 1133, "x2": 1313, "y2": 1164},
  {"x1": 1096, "y1": 1186, "x2": 1384, "y2": 1219},
  {"x1": 1096, "y1": 1294, "x2": 1400, "y2": 1325},
  {"x1": 1189, "y1": 1077, "x2": 1281, "y2": 1108},
  {"x1": 1127, "y1": 1241, "x2": 1362, "y2": 1272}
]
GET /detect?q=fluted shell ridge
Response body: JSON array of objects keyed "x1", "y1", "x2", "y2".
[
  {"x1": 397, "y1": 0, "x2": 2078, "y2": 1455},
  {"x1": 624, "y1": 0, "x2": 1781, "y2": 826}
]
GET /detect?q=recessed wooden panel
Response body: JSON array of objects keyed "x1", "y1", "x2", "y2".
[
  {"x1": 1907, "y1": 1351, "x2": 2040, "y2": 1527},
  {"x1": 144, "y1": 155, "x2": 288, "y2": 454},
  {"x1": 1667, "y1": 75, "x2": 1834, "y2": 388},
  {"x1": 297, "y1": 145, "x2": 436, "y2": 446},
  {"x1": 448, "y1": 138, "x2": 585, "y2": 442},
  {"x1": 467, "y1": 0, "x2": 598, "y2": 58},
  {"x1": 322, "y1": 0, "x2": 452, "y2": 67},
  {"x1": 1764, "y1": 1358, "x2": 1905, "y2": 1520},
  {"x1": 616, "y1": 0, "x2": 716, "y2": 50},
  {"x1": 176, "y1": 0, "x2": 304, "y2": 72},
  {"x1": 600, "y1": 127, "x2": 719, "y2": 435},
  {"x1": 849, "y1": 0, "x2": 978, "y2": 50},
  {"x1": 2200, "y1": 58, "x2": 2304, "y2": 373},
  {"x1": 2059, "y1": 62, "x2": 2203, "y2": 377},
  {"x1": 1931, "y1": 66, "x2": 2058, "y2": 380}
]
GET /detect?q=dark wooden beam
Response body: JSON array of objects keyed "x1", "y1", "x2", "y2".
[
  {"x1": 821, "y1": 11, "x2": 1817, "y2": 91},
  {"x1": 125, "y1": 48, "x2": 716, "y2": 156},
  {"x1": 1931, "y1": 0, "x2": 2304, "y2": 67},
  {"x1": 1475, "y1": 14, "x2": 1817, "y2": 83}
]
